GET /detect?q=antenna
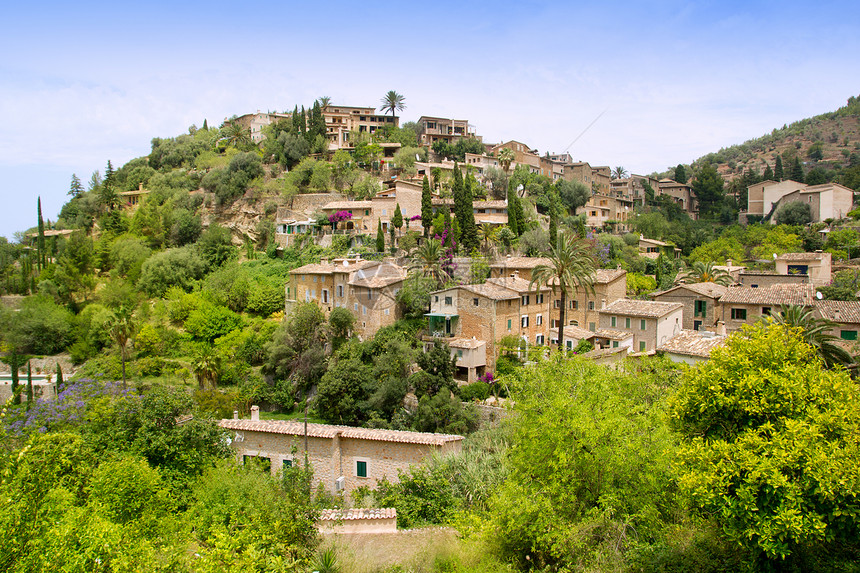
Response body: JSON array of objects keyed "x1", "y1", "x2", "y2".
[
  {"x1": 816, "y1": 291, "x2": 823, "y2": 300},
  {"x1": 563, "y1": 108, "x2": 608, "y2": 153}
]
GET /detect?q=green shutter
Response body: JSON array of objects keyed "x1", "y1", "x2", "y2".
[{"x1": 357, "y1": 460, "x2": 367, "y2": 478}]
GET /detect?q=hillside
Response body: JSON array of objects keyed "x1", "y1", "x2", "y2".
[{"x1": 688, "y1": 94, "x2": 860, "y2": 186}]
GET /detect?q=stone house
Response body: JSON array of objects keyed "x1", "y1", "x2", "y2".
[
  {"x1": 318, "y1": 180, "x2": 425, "y2": 237},
  {"x1": 658, "y1": 330, "x2": 727, "y2": 365},
  {"x1": 490, "y1": 140, "x2": 541, "y2": 174},
  {"x1": 657, "y1": 179, "x2": 698, "y2": 218},
  {"x1": 767, "y1": 182, "x2": 854, "y2": 224},
  {"x1": 220, "y1": 413, "x2": 462, "y2": 495},
  {"x1": 226, "y1": 111, "x2": 292, "y2": 143},
  {"x1": 417, "y1": 116, "x2": 477, "y2": 147},
  {"x1": 322, "y1": 105, "x2": 399, "y2": 150},
  {"x1": 813, "y1": 300, "x2": 860, "y2": 343},
  {"x1": 598, "y1": 299, "x2": 684, "y2": 352},
  {"x1": 118, "y1": 183, "x2": 149, "y2": 211},
  {"x1": 432, "y1": 198, "x2": 509, "y2": 227},
  {"x1": 577, "y1": 193, "x2": 634, "y2": 231},
  {"x1": 287, "y1": 258, "x2": 407, "y2": 339},
  {"x1": 774, "y1": 251, "x2": 831, "y2": 286},
  {"x1": 652, "y1": 282, "x2": 727, "y2": 331},
  {"x1": 488, "y1": 260, "x2": 626, "y2": 333},
  {"x1": 639, "y1": 236, "x2": 681, "y2": 259},
  {"x1": 745, "y1": 179, "x2": 806, "y2": 220},
  {"x1": 610, "y1": 175, "x2": 661, "y2": 206},
  {"x1": 426, "y1": 276, "x2": 552, "y2": 372},
  {"x1": 718, "y1": 284, "x2": 816, "y2": 333}
]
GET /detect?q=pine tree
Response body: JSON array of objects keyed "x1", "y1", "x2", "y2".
[
  {"x1": 37, "y1": 197, "x2": 45, "y2": 270},
  {"x1": 763, "y1": 163, "x2": 774, "y2": 181},
  {"x1": 376, "y1": 219, "x2": 385, "y2": 252},
  {"x1": 674, "y1": 164, "x2": 687, "y2": 184},
  {"x1": 392, "y1": 203, "x2": 403, "y2": 236},
  {"x1": 792, "y1": 157, "x2": 805, "y2": 183},
  {"x1": 100, "y1": 160, "x2": 118, "y2": 211},
  {"x1": 774, "y1": 155, "x2": 784, "y2": 181},
  {"x1": 421, "y1": 175, "x2": 432, "y2": 237},
  {"x1": 68, "y1": 174, "x2": 85, "y2": 197}
]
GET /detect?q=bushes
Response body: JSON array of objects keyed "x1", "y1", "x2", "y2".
[
  {"x1": 201, "y1": 151, "x2": 264, "y2": 205},
  {"x1": 137, "y1": 246, "x2": 206, "y2": 297}
]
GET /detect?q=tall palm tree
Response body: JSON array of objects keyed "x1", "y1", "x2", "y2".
[
  {"x1": 317, "y1": 96, "x2": 332, "y2": 109},
  {"x1": 611, "y1": 166, "x2": 629, "y2": 180},
  {"x1": 410, "y1": 238, "x2": 449, "y2": 287},
  {"x1": 191, "y1": 344, "x2": 222, "y2": 391},
  {"x1": 478, "y1": 223, "x2": 499, "y2": 252},
  {"x1": 770, "y1": 305, "x2": 855, "y2": 370},
  {"x1": 379, "y1": 90, "x2": 406, "y2": 117},
  {"x1": 529, "y1": 231, "x2": 597, "y2": 351},
  {"x1": 677, "y1": 261, "x2": 734, "y2": 286}
]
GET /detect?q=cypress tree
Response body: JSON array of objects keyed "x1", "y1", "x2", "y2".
[
  {"x1": 202, "y1": 119, "x2": 209, "y2": 130},
  {"x1": 310, "y1": 101, "x2": 325, "y2": 140},
  {"x1": 26, "y1": 361, "x2": 33, "y2": 409},
  {"x1": 392, "y1": 203, "x2": 403, "y2": 236},
  {"x1": 443, "y1": 205, "x2": 452, "y2": 237},
  {"x1": 421, "y1": 175, "x2": 432, "y2": 237},
  {"x1": 762, "y1": 163, "x2": 774, "y2": 181},
  {"x1": 460, "y1": 174, "x2": 478, "y2": 252},
  {"x1": 791, "y1": 157, "x2": 804, "y2": 183},
  {"x1": 299, "y1": 106, "x2": 307, "y2": 138},
  {"x1": 674, "y1": 164, "x2": 687, "y2": 184},
  {"x1": 452, "y1": 164, "x2": 465, "y2": 224},
  {"x1": 774, "y1": 155, "x2": 784, "y2": 181},
  {"x1": 292, "y1": 105, "x2": 302, "y2": 134},
  {"x1": 376, "y1": 219, "x2": 385, "y2": 252},
  {"x1": 507, "y1": 185, "x2": 520, "y2": 236},
  {"x1": 37, "y1": 197, "x2": 45, "y2": 271},
  {"x1": 56, "y1": 363, "x2": 64, "y2": 394},
  {"x1": 549, "y1": 190, "x2": 559, "y2": 246}
]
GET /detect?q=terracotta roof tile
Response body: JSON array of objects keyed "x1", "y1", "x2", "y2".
[
  {"x1": 460, "y1": 282, "x2": 519, "y2": 300},
  {"x1": 659, "y1": 330, "x2": 727, "y2": 357},
  {"x1": 655, "y1": 283, "x2": 728, "y2": 299},
  {"x1": 348, "y1": 263, "x2": 407, "y2": 288},
  {"x1": 219, "y1": 419, "x2": 464, "y2": 446},
  {"x1": 562, "y1": 325, "x2": 597, "y2": 340},
  {"x1": 775, "y1": 252, "x2": 828, "y2": 261},
  {"x1": 319, "y1": 508, "x2": 397, "y2": 521},
  {"x1": 600, "y1": 299, "x2": 683, "y2": 318},
  {"x1": 719, "y1": 284, "x2": 815, "y2": 305},
  {"x1": 594, "y1": 328, "x2": 634, "y2": 340},
  {"x1": 813, "y1": 300, "x2": 860, "y2": 323},
  {"x1": 321, "y1": 200, "x2": 373, "y2": 210}
]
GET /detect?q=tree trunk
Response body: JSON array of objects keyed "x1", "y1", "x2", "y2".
[
  {"x1": 26, "y1": 361, "x2": 33, "y2": 408},
  {"x1": 559, "y1": 290, "x2": 567, "y2": 351},
  {"x1": 10, "y1": 355, "x2": 20, "y2": 405},
  {"x1": 121, "y1": 350, "x2": 127, "y2": 389}
]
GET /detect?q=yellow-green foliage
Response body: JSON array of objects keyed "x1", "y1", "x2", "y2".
[{"x1": 670, "y1": 323, "x2": 860, "y2": 562}]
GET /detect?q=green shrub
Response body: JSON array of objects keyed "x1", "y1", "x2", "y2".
[{"x1": 459, "y1": 381, "x2": 490, "y2": 402}]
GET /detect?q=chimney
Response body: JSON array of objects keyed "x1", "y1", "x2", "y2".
[
  {"x1": 726, "y1": 259, "x2": 732, "y2": 267},
  {"x1": 233, "y1": 410, "x2": 239, "y2": 420},
  {"x1": 250, "y1": 405, "x2": 260, "y2": 421},
  {"x1": 716, "y1": 321, "x2": 727, "y2": 337}
]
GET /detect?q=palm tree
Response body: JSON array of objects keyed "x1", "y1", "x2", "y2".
[
  {"x1": 191, "y1": 345, "x2": 222, "y2": 391},
  {"x1": 410, "y1": 238, "x2": 449, "y2": 287},
  {"x1": 109, "y1": 305, "x2": 137, "y2": 388},
  {"x1": 529, "y1": 231, "x2": 597, "y2": 351},
  {"x1": 677, "y1": 261, "x2": 733, "y2": 286},
  {"x1": 498, "y1": 147, "x2": 515, "y2": 174},
  {"x1": 317, "y1": 96, "x2": 332, "y2": 109},
  {"x1": 379, "y1": 90, "x2": 406, "y2": 117},
  {"x1": 224, "y1": 121, "x2": 251, "y2": 148},
  {"x1": 478, "y1": 223, "x2": 499, "y2": 252},
  {"x1": 611, "y1": 166, "x2": 629, "y2": 180},
  {"x1": 770, "y1": 305, "x2": 855, "y2": 370}
]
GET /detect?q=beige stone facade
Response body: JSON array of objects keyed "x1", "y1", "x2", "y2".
[
  {"x1": 577, "y1": 193, "x2": 634, "y2": 231},
  {"x1": 287, "y1": 258, "x2": 406, "y2": 339},
  {"x1": 598, "y1": 299, "x2": 683, "y2": 352},
  {"x1": 774, "y1": 251, "x2": 831, "y2": 286},
  {"x1": 417, "y1": 116, "x2": 477, "y2": 147},
  {"x1": 322, "y1": 105, "x2": 399, "y2": 150},
  {"x1": 426, "y1": 276, "x2": 552, "y2": 371},
  {"x1": 652, "y1": 283, "x2": 727, "y2": 332},
  {"x1": 718, "y1": 284, "x2": 815, "y2": 333},
  {"x1": 220, "y1": 418, "x2": 462, "y2": 495},
  {"x1": 657, "y1": 179, "x2": 698, "y2": 218}
]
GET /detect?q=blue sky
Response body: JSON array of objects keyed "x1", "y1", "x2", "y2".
[{"x1": 1, "y1": 0, "x2": 859, "y2": 239}]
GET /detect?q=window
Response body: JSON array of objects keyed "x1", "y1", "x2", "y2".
[
  {"x1": 283, "y1": 459, "x2": 292, "y2": 469},
  {"x1": 589, "y1": 322, "x2": 596, "y2": 332},
  {"x1": 536, "y1": 294, "x2": 544, "y2": 304},
  {"x1": 313, "y1": 276, "x2": 317, "y2": 283},
  {"x1": 356, "y1": 460, "x2": 367, "y2": 478},
  {"x1": 639, "y1": 341, "x2": 646, "y2": 351},
  {"x1": 287, "y1": 287, "x2": 291, "y2": 298},
  {"x1": 507, "y1": 319, "x2": 512, "y2": 330},
  {"x1": 762, "y1": 307, "x2": 771, "y2": 316},
  {"x1": 588, "y1": 301, "x2": 594, "y2": 311},
  {"x1": 694, "y1": 300, "x2": 707, "y2": 317},
  {"x1": 473, "y1": 298, "x2": 479, "y2": 306},
  {"x1": 522, "y1": 295, "x2": 530, "y2": 306},
  {"x1": 566, "y1": 340, "x2": 573, "y2": 350},
  {"x1": 731, "y1": 308, "x2": 747, "y2": 320},
  {"x1": 445, "y1": 296, "x2": 452, "y2": 305},
  {"x1": 640, "y1": 319, "x2": 646, "y2": 331},
  {"x1": 384, "y1": 308, "x2": 389, "y2": 315},
  {"x1": 354, "y1": 303, "x2": 358, "y2": 311},
  {"x1": 841, "y1": 330, "x2": 858, "y2": 341},
  {"x1": 362, "y1": 306, "x2": 367, "y2": 315},
  {"x1": 612, "y1": 341, "x2": 619, "y2": 348},
  {"x1": 625, "y1": 317, "x2": 631, "y2": 329},
  {"x1": 694, "y1": 320, "x2": 702, "y2": 331},
  {"x1": 322, "y1": 289, "x2": 329, "y2": 303},
  {"x1": 611, "y1": 316, "x2": 617, "y2": 327},
  {"x1": 382, "y1": 209, "x2": 387, "y2": 216},
  {"x1": 554, "y1": 300, "x2": 560, "y2": 308},
  {"x1": 435, "y1": 295, "x2": 439, "y2": 302},
  {"x1": 365, "y1": 210, "x2": 370, "y2": 216},
  {"x1": 337, "y1": 285, "x2": 343, "y2": 297},
  {"x1": 570, "y1": 300, "x2": 578, "y2": 309},
  {"x1": 521, "y1": 316, "x2": 529, "y2": 328},
  {"x1": 536, "y1": 334, "x2": 545, "y2": 345},
  {"x1": 536, "y1": 314, "x2": 543, "y2": 326},
  {"x1": 551, "y1": 319, "x2": 559, "y2": 328}
]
